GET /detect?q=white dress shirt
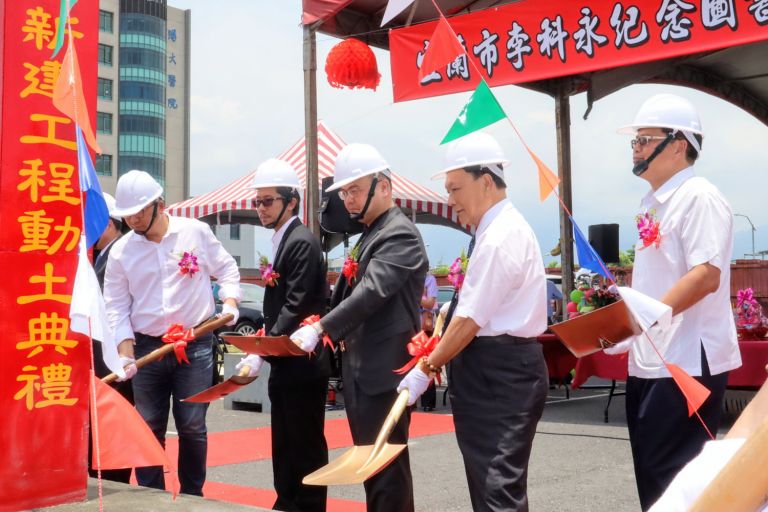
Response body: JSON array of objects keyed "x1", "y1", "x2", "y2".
[
  {"x1": 455, "y1": 199, "x2": 547, "y2": 337},
  {"x1": 271, "y1": 216, "x2": 298, "y2": 259},
  {"x1": 105, "y1": 215, "x2": 241, "y2": 341},
  {"x1": 629, "y1": 167, "x2": 741, "y2": 378}
]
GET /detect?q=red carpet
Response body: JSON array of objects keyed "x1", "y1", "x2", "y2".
[{"x1": 159, "y1": 412, "x2": 455, "y2": 511}]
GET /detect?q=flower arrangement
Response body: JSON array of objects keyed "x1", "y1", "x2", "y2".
[
  {"x1": 447, "y1": 249, "x2": 469, "y2": 291},
  {"x1": 636, "y1": 209, "x2": 662, "y2": 250},
  {"x1": 734, "y1": 288, "x2": 766, "y2": 338},
  {"x1": 177, "y1": 250, "x2": 199, "y2": 277},
  {"x1": 342, "y1": 244, "x2": 360, "y2": 286},
  {"x1": 565, "y1": 273, "x2": 619, "y2": 319},
  {"x1": 259, "y1": 254, "x2": 280, "y2": 287}
]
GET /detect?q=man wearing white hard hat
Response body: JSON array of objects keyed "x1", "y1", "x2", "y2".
[
  {"x1": 398, "y1": 131, "x2": 548, "y2": 512},
  {"x1": 290, "y1": 143, "x2": 428, "y2": 511},
  {"x1": 237, "y1": 159, "x2": 331, "y2": 511},
  {"x1": 104, "y1": 170, "x2": 242, "y2": 496},
  {"x1": 616, "y1": 93, "x2": 741, "y2": 510}
]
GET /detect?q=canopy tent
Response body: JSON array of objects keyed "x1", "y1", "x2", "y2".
[
  {"x1": 300, "y1": 0, "x2": 768, "y2": 300},
  {"x1": 166, "y1": 121, "x2": 467, "y2": 233}
]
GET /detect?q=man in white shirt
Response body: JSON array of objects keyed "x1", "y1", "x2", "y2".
[
  {"x1": 104, "y1": 170, "x2": 241, "y2": 496},
  {"x1": 617, "y1": 94, "x2": 741, "y2": 510},
  {"x1": 398, "y1": 132, "x2": 549, "y2": 512}
]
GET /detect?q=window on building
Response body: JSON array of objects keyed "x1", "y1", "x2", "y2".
[
  {"x1": 98, "y1": 44, "x2": 113, "y2": 66},
  {"x1": 233, "y1": 255, "x2": 242, "y2": 266},
  {"x1": 99, "y1": 10, "x2": 114, "y2": 33},
  {"x1": 97, "y1": 112, "x2": 113, "y2": 134},
  {"x1": 95, "y1": 154, "x2": 113, "y2": 176},
  {"x1": 230, "y1": 224, "x2": 241, "y2": 241},
  {"x1": 97, "y1": 78, "x2": 113, "y2": 100}
]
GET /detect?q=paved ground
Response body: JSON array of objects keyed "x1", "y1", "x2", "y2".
[{"x1": 41, "y1": 381, "x2": 747, "y2": 512}]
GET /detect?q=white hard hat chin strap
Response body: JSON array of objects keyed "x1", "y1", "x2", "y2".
[{"x1": 679, "y1": 130, "x2": 701, "y2": 153}]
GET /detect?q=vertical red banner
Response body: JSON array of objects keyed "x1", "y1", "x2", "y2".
[{"x1": 0, "y1": 1, "x2": 97, "y2": 508}]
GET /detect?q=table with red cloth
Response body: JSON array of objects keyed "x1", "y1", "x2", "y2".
[{"x1": 538, "y1": 333, "x2": 768, "y2": 421}]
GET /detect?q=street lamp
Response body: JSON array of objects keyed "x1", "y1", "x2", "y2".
[{"x1": 734, "y1": 213, "x2": 756, "y2": 258}]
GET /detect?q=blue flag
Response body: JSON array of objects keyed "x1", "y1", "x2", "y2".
[
  {"x1": 77, "y1": 125, "x2": 109, "y2": 247},
  {"x1": 570, "y1": 216, "x2": 614, "y2": 281}
]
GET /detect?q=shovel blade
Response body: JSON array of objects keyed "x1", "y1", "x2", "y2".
[
  {"x1": 302, "y1": 443, "x2": 406, "y2": 486},
  {"x1": 182, "y1": 376, "x2": 256, "y2": 403}
]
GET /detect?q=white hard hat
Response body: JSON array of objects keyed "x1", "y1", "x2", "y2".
[
  {"x1": 112, "y1": 170, "x2": 163, "y2": 217},
  {"x1": 250, "y1": 158, "x2": 302, "y2": 190},
  {"x1": 103, "y1": 192, "x2": 120, "y2": 221},
  {"x1": 432, "y1": 131, "x2": 508, "y2": 180},
  {"x1": 618, "y1": 93, "x2": 703, "y2": 151},
  {"x1": 326, "y1": 143, "x2": 390, "y2": 192}
]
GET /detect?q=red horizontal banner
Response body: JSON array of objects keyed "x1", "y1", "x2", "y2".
[{"x1": 390, "y1": 0, "x2": 768, "y2": 102}]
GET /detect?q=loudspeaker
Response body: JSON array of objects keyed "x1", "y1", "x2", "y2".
[
  {"x1": 319, "y1": 177, "x2": 363, "y2": 236},
  {"x1": 588, "y1": 224, "x2": 620, "y2": 263}
]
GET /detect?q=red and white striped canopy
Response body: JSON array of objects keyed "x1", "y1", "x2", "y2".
[{"x1": 167, "y1": 122, "x2": 464, "y2": 229}]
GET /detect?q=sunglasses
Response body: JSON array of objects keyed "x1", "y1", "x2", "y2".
[
  {"x1": 253, "y1": 197, "x2": 284, "y2": 208},
  {"x1": 630, "y1": 135, "x2": 668, "y2": 148}
]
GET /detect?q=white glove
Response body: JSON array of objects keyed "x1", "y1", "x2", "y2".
[
  {"x1": 235, "y1": 354, "x2": 263, "y2": 377},
  {"x1": 603, "y1": 338, "x2": 633, "y2": 355},
  {"x1": 116, "y1": 356, "x2": 137, "y2": 382},
  {"x1": 290, "y1": 324, "x2": 320, "y2": 353},
  {"x1": 397, "y1": 366, "x2": 432, "y2": 406},
  {"x1": 221, "y1": 303, "x2": 239, "y2": 326}
]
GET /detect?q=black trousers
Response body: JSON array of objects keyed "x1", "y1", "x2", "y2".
[
  {"x1": 268, "y1": 375, "x2": 329, "y2": 512},
  {"x1": 344, "y1": 381, "x2": 414, "y2": 512},
  {"x1": 626, "y1": 347, "x2": 728, "y2": 511},
  {"x1": 449, "y1": 336, "x2": 548, "y2": 512}
]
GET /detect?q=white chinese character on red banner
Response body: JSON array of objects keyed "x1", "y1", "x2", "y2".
[
  {"x1": 656, "y1": 0, "x2": 695, "y2": 42},
  {"x1": 702, "y1": 0, "x2": 737, "y2": 29},
  {"x1": 747, "y1": 0, "x2": 768, "y2": 25},
  {"x1": 472, "y1": 29, "x2": 500, "y2": 77},
  {"x1": 416, "y1": 40, "x2": 443, "y2": 85},
  {"x1": 447, "y1": 35, "x2": 470, "y2": 81},
  {"x1": 575, "y1": 7, "x2": 609, "y2": 57},
  {"x1": 536, "y1": 15, "x2": 569, "y2": 62},
  {"x1": 610, "y1": 3, "x2": 649, "y2": 48},
  {"x1": 505, "y1": 21, "x2": 532, "y2": 71}
]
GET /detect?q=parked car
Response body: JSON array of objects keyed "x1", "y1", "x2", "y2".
[
  {"x1": 437, "y1": 285, "x2": 455, "y2": 311},
  {"x1": 212, "y1": 282, "x2": 265, "y2": 335},
  {"x1": 211, "y1": 282, "x2": 266, "y2": 384}
]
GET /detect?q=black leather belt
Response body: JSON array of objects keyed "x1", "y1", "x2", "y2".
[{"x1": 474, "y1": 334, "x2": 537, "y2": 345}]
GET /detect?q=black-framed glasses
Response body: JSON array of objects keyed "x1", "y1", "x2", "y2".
[
  {"x1": 631, "y1": 135, "x2": 668, "y2": 148},
  {"x1": 253, "y1": 197, "x2": 284, "y2": 208}
]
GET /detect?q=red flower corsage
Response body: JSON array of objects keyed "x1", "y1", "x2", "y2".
[
  {"x1": 342, "y1": 245, "x2": 360, "y2": 286},
  {"x1": 636, "y1": 209, "x2": 662, "y2": 250},
  {"x1": 178, "y1": 250, "x2": 199, "y2": 277},
  {"x1": 259, "y1": 254, "x2": 280, "y2": 287}
]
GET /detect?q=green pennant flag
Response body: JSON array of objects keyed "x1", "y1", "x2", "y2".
[
  {"x1": 441, "y1": 80, "x2": 507, "y2": 145},
  {"x1": 51, "y1": 0, "x2": 79, "y2": 59}
]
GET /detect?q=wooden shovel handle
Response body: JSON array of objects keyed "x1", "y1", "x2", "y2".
[{"x1": 101, "y1": 314, "x2": 233, "y2": 384}]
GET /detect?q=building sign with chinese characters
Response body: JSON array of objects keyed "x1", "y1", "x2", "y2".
[
  {"x1": 390, "y1": 0, "x2": 768, "y2": 102},
  {"x1": 0, "y1": 1, "x2": 97, "y2": 508}
]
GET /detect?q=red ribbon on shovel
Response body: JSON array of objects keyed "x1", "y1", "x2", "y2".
[
  {"x1": 394, "y1": 331, "x2": 441, "y2": 383},
  {"x1": 162, "y1": 324, "x2": 196, "y2": 364}
]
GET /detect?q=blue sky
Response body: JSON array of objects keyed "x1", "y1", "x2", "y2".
[{"x1": 169, "y1": 0, "x2": 768, "y2": 267}]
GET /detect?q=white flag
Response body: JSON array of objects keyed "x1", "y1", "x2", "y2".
[
  {"x1": 69, "y1": 235, "x2": 125, "y2": 379},
  {"x1": 618, "y1": 286, "x2": 672, "y2": 332},
  {"x1": 381, "y1": 0, "x2": 415, "y2": 27}
]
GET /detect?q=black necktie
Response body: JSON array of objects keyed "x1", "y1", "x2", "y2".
[{"x1": 441, "y1": 236, "x2": 475, "y2": 335}]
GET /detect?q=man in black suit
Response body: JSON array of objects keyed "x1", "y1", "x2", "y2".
[
  {"x1": 290, "y1": 143, "x2": 428, "y2": 512},
  {"x1": 89, "y1": 192, "x2": 132, "y2": 483},
  {"x1": 237, "y1": 159, "x2": 330, "y2": 511}
]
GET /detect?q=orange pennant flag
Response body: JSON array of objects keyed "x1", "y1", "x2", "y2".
[
  {"x1": 666, "y1": 363, "x2": 712, "y2": 417},
  {"x1": 52, "y1": 39, "x2": 102, "y2": 154},
  {"x1": 418, "y1": 17, "x2": 465, "y2": 80},
  {"x1": 526, "y1": 147, "x2": 560, "y2": 202},
  {"x1": 90, "y1": 376, "x2": 176, "y2": 493}
]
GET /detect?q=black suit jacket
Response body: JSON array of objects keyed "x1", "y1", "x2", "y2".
[
  {"x1": 322, "y1": 207, "x2": 428, "y2": 395},
  {"x1": 93, "y1": 236, "x2": 121, "y2": 289},
  {"x1": 263, "y1": 219, "x2": 331, "y2": 382}
]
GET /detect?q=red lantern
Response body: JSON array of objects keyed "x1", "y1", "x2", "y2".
[{"x1": 325, "y1": 38, "x2": 381, "y2": 91}]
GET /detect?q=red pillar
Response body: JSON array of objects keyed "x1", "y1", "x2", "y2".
[{"x1": 0, "y1": 1, "x2": 97, "y2": 508}]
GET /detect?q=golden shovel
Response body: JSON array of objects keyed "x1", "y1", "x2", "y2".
[
  {"x1": 182, "y1": 364, "x2": 257, "y2": 403},
  {"x1": 303, "y1": 389, "x2": 411, "y2": 486}
]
